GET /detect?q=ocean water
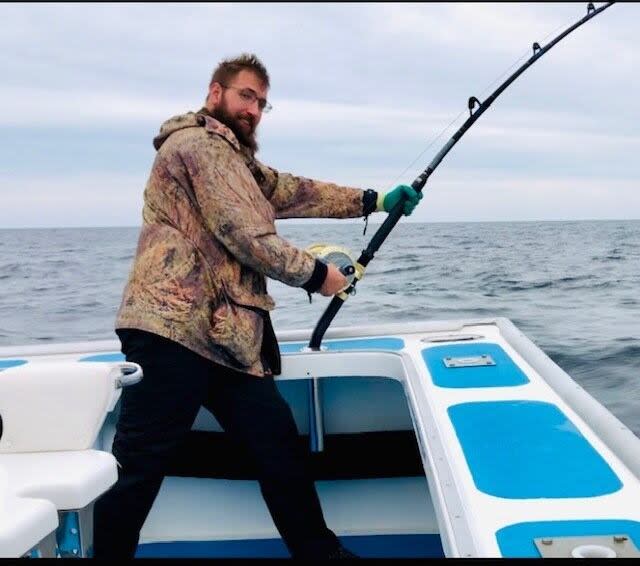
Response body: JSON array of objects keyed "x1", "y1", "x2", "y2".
[{"x1": 0, "y1": 220, "x2": 638, "y2": 435}]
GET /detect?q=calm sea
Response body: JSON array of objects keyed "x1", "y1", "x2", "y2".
[{"x1": 0, "y1": 220, "x2": 638, "y2": 435}]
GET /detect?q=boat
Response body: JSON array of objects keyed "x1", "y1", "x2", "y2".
[{"x1": 2, "y1": 316, "x2": 639, "y2": 558}]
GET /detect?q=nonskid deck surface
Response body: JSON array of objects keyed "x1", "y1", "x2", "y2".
[{"x1": 2, "y1": 318, "x2": 640, "y2": 558}]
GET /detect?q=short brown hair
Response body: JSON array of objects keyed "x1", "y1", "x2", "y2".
[{"x1": 209, "y1": 53, "x2": 270, "y2": 89}]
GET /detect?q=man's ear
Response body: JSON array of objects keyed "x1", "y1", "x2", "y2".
[{"x1": 207, "y1": 81, "x2": 223, "y2": 108}]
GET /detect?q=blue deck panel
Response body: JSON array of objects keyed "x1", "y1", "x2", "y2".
[
  {"x1": 135, "y1": 533, "x2": 443, "y2": 558},
  {"x1": 0, "y1": 359, "x2": 28, "y2": 370},
  {"x1": 76, "y1": 337, "x2": 404, "y2": 362},
  {"x1": 78, "y1": 353, "x2": 125, "y2": 362},
  {"x1": 448, "y1": 400, "x2": 622, "y2": 498},
  {"x1": 497, "y1": 520, "x2": 640, "y2": 557},
  {"x1": 280, "y1": 337, "x2": 404, "y2": 354},
  {"x1": 422, "y1": 343, "x2": 529, "y2": 388}
]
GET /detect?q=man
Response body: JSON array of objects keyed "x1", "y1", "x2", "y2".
[{"x1": 93, "y1": 53, "x2": 421, "y2": 559}]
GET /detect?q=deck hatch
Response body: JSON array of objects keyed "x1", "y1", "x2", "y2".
[
  {"x1": 443, "y1": 355, "x2": 495, "y2": 368},
  {"x1": 533, "y1": 534, "x2": 640, "y2": 558},
  {"x1": 496, "y1": 521, "x2": 640, "y2": 558},
  {"x1": 422, "y1": 343, "x2": 528, "y2": 387}
]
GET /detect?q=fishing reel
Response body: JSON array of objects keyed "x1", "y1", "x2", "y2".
[{"x1": 306, "y1": 243, "x2": 359, "y2": 291}]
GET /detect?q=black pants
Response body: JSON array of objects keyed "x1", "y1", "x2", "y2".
[{"x1": 92, "y1": 329, "x2": 340, "y2": 559}]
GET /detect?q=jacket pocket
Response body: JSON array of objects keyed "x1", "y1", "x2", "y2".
[{"x1": 209, "y1": 293, "x2": 264, "y2": 368}]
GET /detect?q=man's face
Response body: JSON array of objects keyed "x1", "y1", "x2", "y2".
[{"x1": 207, "y1": 69, "x2": 268, "y2": 152}]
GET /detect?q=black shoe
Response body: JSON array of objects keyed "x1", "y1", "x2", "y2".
[{"x1": 327, "y1": 544, "x2": 360, "y2": 559}]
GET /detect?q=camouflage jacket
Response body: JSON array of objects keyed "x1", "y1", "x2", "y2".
[{"x1": 115, "y1": 111, "x2": 368, "y2": 376}]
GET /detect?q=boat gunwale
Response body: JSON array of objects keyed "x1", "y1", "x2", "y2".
[{"x1": 0, "y1": 318, "x2": 491, "y2": 358}]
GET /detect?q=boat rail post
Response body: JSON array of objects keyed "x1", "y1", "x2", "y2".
[{"x1": 308, "y1": 377, "x2": 324, "y2": 453}]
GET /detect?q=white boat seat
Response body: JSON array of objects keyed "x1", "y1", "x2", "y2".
[
  {"x1": 0, "y1": 467, "x2": 58, "y2": 558},
  {"x1": 0, "y1": 361, "x2": 140, "y2": 454},
  {"x1": 0, "y1": 450, "x2": 117, "y2": 511},
  {"x1": 0, "y1": 360, "x2": 141, "y2": 557},
  {"x1": 0, "y1": 360, "x2": 141, "y2": 508}
]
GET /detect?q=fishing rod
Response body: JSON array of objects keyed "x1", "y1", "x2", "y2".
[{"x1": 309, "y1": 1, "x2": 615, "y2": 351}]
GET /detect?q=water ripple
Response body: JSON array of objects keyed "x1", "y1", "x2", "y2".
[{"x1": 0, "y1": 221, "x2": 638, "y2": 436}]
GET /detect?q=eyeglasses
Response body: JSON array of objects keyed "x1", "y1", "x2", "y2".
[{"x1": 219, "y1": 84, "x2": 272, "y2": 113}]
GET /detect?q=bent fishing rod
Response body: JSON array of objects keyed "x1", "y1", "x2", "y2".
[{"x1": 309, "y1": 1, "x2": 615, "y2": 351}]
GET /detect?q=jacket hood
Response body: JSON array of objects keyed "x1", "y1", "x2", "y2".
[
  {"x1": 152, "y1": 110, "x2": 243, "y2": 152},
  {"x1": 153, "y1": 112, "x2": 202, "y2": 150}
]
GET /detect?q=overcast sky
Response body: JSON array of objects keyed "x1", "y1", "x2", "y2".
[{"x1": 1, "y1": 2, "x2": 638, "y2": 228}]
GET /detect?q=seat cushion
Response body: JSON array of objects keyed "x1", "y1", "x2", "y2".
[
  {"x1": 0, "y1": 450, "x2": 117, "y2": 510},
  {"x1": 0, "y1": 468, "x2": 58, "y2": 557},
  {"x1": 0, "y1": 495, "x2": 58, "y2": 557}
]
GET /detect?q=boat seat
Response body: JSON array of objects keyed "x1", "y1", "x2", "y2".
[
  {"x1": 0, "y1": 467, "x2": 59, "y2": 558},
  {"x1": 0, "y1": 450, "x2": 118, "y2": 512},
  {"x1": 0, "y1": 361, "x2": 141, "y2": 557}
]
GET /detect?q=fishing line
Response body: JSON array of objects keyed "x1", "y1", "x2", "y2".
[
  {"x1": 385, "y1": 7, "x2": 585, "y2": 190},
  {"x1": 310, "y1": 2, "x2": 615, "y2": 351}
]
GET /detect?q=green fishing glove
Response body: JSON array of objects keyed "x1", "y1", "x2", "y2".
[{"x1": 376, "y1": 184, "x2": 423, "y2": 216}]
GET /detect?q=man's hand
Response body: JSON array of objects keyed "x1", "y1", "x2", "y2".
[
  {"x1": 377, "y1": 185, "x2": 423, "y2": 216},
  {"x1": 319, "y1": 264, "x2": 348, "y2": 296}
]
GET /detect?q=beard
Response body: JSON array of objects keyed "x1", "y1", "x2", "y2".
[{"x1": 211, "y1": 101, "x2": 259, "y2": 153}]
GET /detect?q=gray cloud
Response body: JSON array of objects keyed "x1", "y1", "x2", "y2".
[{"x1": 1, "y1": 2, "x2": 637, "y2": 227}]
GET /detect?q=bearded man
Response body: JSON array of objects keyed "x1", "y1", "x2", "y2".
[{"x1": 92, "y1": 53, "x2": 421, "y2": 559}]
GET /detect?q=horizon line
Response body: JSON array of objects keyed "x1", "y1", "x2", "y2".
[{"x1": 2, "y1": 217, "x2": 639, "y2": 230}]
